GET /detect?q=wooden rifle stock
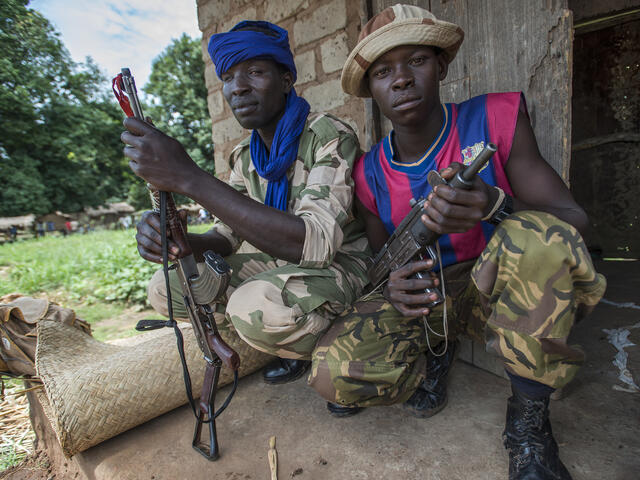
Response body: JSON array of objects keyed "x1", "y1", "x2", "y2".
[{"x1": 210, "y1": 332, "x2": 240, "y2": 371}]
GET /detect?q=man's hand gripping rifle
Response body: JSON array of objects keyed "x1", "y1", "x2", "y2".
[
  {"x1": 113, "y1": 68, "x2": 240, "y2": 461},
  {"x1": 367, "y1": 143, "x2": 498, "y2": 306}
]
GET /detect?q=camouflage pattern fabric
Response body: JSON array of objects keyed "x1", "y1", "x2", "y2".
[
  {"x1": 148, "y1": 250, "x2": 367, "y2": 359},
  {"x1": 213, "y1": 112, "x2": 371, "y2": 270},
  {"x1": 309, "y1": 211, "x2": 606, "y2": 407},
  {"x1": 147, "y1": 112, "x2": 370, "y2": 359},
  {"x1": 308, "y1": 262, "x2": 477, "y2": 407},
  {"x1": 472, "y1": 210, "x2": 606, "y2": 388}
]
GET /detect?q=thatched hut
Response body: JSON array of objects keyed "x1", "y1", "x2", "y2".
[{"x1": 85, "y1": 203, "x2": 135, "y2": 227}]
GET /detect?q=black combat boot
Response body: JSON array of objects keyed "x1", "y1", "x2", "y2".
[
  {"x1": 403, "y1": 340, "x2": 457, "y2": 418},
  {"x1": 326, "y1": 401, "x2": 364, "y2": 417},
  {"x1": 503, "y1": 385, "x2": 572, "y2": 480},
  {"x1": 262, "y1": 358, "x2": 310, "y2": 384}
]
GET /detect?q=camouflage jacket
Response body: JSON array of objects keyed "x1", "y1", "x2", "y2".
[{"x1": 213, "y1": 112, "x2": 371, "y2": 271}]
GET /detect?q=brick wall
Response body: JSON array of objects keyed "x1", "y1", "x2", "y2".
[{"x1": 196, "y1": 0, "x2": 366, "y2": 178}]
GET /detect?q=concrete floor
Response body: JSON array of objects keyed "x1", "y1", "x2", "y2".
[{"x1": 24, "y1": 260, "x2": 640, "y2": 479}]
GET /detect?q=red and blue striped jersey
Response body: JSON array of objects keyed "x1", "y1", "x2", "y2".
[{"x1": 354, "y1": 92, "x2": 525, "y2": 268}]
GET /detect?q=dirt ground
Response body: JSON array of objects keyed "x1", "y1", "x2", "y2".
[
  {"x1": 85, "y1": 306, "x2": 157, "y2": 341},
  {"x1": 1, "y1": 260, "x2": 639, "y2": 479},
  {"x1": 0, "y1": 452, "x2": 51, "y2": 480}
]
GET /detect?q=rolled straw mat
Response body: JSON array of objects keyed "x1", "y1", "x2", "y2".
[{"x1": 35, "y1": 318, "x2": 272, "y2": 457}]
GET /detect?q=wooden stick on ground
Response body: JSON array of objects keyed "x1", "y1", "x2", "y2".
[{"x1": 268, "y1": 436, "x2": 277, "y2": 480}]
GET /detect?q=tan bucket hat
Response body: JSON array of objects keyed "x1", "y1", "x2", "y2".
[{"x1": 341, "y1": 4, "x2": 464, "y2": 97}]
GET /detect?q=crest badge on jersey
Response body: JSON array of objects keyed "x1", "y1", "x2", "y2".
[{"x1": 461, "y1": 141, "x2": 490, "y2": 172}]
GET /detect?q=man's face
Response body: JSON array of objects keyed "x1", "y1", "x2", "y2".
[
  {"x1": 367, "y1": 45, "x2": 448, "y2": 127},
  {"x1": 221, "y1": 59, "x2": 293, "y2": 132}
]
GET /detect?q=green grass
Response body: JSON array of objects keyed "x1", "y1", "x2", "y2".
[
  {"x1": 0, "y1": 223, "x2": 215, "y2": 339},
  {"x1": 0, "y1": 450, "x2": 20, "y2": 472},
  {"x1": 0, "y1": 442, "x2": 28, "y2": 472},
  {"x1": 0, "y1": 224, "x2": 213, "y2": 305},
  {"x1": 0, "y1": 229, "x2": 155, "y2": 305}
]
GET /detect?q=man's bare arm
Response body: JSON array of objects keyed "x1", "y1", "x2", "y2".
[
  {"x1": 356, "y1": 197, "x2": 389, "y2": 253},
  {"x1": 183, "y1": 172, "x2": 306, "y2": 262},
  {"x1": 122, "y1": 118, "x2": 305, "y2": 263},
  {"x1": 136, "y1": 211, "x2": 234, "y2": 264},
  {"x1": 422, "y1": 110, "x2": 589, "y2": 236},
  {"x1": 187, "y1": 229, "x2": 234, "y2": 260},
  {"x1": 505, "y1": 110, "x2": 589, "y2": 234}
]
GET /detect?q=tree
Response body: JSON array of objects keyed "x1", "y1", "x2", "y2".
[
  {"x1": 144, "y1": 34, "x2": 213, "y2": 174},
  {"x1": 0, "y1": 0, "x2": 70, "y2": 215},
  {"x1": 122, "y1": 34, "x2": 213, "y2": 209},
  {"x1": 0, "y1": 0, "x2": 133, "y2": 216},
  {"x1": 0, "y1": 3, "x2": 212, "y2": 216},
  {"x1": 36, "y1": 59, "x2": 133, "y2": 213}
]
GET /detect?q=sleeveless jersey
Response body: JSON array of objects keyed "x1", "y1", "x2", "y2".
[{"x1": 354, "y1": 92, "x2": 525, "y2": 268}]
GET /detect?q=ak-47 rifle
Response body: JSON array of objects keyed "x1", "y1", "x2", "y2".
[
  {"x1": 113, "y1": 68, "x2": 240, "y2": 461},
  {"x1": 366, "y1": 143, "x2": 498, "y2": 305}
]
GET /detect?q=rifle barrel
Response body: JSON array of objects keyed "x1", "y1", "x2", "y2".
[{"x1": 461, "y1": 143, "x2": 497, "y2": 181}]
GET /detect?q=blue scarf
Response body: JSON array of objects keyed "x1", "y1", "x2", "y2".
[{"x1": 208, "y1": 21, "x2": 310, "y2": 211}]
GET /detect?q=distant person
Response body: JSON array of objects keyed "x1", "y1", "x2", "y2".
[
  {"x1": 36, "y1": 222, "x2": 45, "y2": 238},
  {"x1": 9, "y1": 225, "x2": 18, "y2": 242},
  {"x1": 198, "y1": 208, "x2": 209, "y2": 223},
  {"x1": 119, "y1": 216, "x2": 131, "y2": 230}
]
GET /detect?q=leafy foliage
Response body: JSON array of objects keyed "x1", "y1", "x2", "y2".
[
  {"x1": 0, "y1": 0, "x2": 134, "y2": 216},
  {"x1": 1, "y1": 2, "x2": 213, "y2": 217},
  {"x1": 127, "y1": 34, "x2": 214, "y2": 209},
  {"x1": 144, "y1": 34, "x2": 213, "y2": 173}
]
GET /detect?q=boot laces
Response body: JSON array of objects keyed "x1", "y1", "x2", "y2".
[
  {"x1": 423, "y1": 341, "x2": 456, "y2": 392},
  {"x1": 510, "y1": 398, "x2": 548, "y2": 469}
]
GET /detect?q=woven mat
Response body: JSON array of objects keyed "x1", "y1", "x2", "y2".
[{"x1": 35, "y1": 319, "x2": 272, "y2": 457}]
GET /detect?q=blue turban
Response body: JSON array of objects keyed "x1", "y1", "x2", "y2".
[
  {"x1": 208, "y1": 21, "x2": 297, "y2": 81},
  {"x1": 208, "y1": 21, "x2": 310, "y2": 211}
]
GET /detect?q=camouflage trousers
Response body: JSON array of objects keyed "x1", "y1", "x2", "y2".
[
  {"x1": 147, "y1": 251, "x2": 367, "y2": 359},
  {"x1": 309, "y1": 211, "x2": 607, "y2": 407}
]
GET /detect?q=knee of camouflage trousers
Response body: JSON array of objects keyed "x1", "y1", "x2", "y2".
[
  {"x1": 225, "y1": 278, "x2": 332, "y2": 360},
  {"x1": 148, "y1": 257, "x2": 349, "y2": 360},
  {"x1": 147, "y1": 267, "x2": 190, "y2": 319},
  {"x1": 471, "y1": 210, "x2": 606, "y2": 389},
  {"x1": 309, "y1": 295, "x2": 429, "y2": 407}
]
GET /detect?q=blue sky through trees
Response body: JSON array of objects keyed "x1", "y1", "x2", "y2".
[{"x1": 30, "y1": 0, "x2": 202, "y2": 88}]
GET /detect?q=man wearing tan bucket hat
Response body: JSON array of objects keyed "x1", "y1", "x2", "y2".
[{"x1": 309, "y1": 5, "x2": 606, "y2": 480}]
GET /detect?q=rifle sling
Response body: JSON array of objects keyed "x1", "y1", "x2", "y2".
[{"x1": 156, "y1": 192, "x2": 238, "y2": 461}]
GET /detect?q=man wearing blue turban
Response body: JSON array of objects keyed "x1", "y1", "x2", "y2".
[{"x1": 122, "y1": 21, "x2": 371, "y2": 405}]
